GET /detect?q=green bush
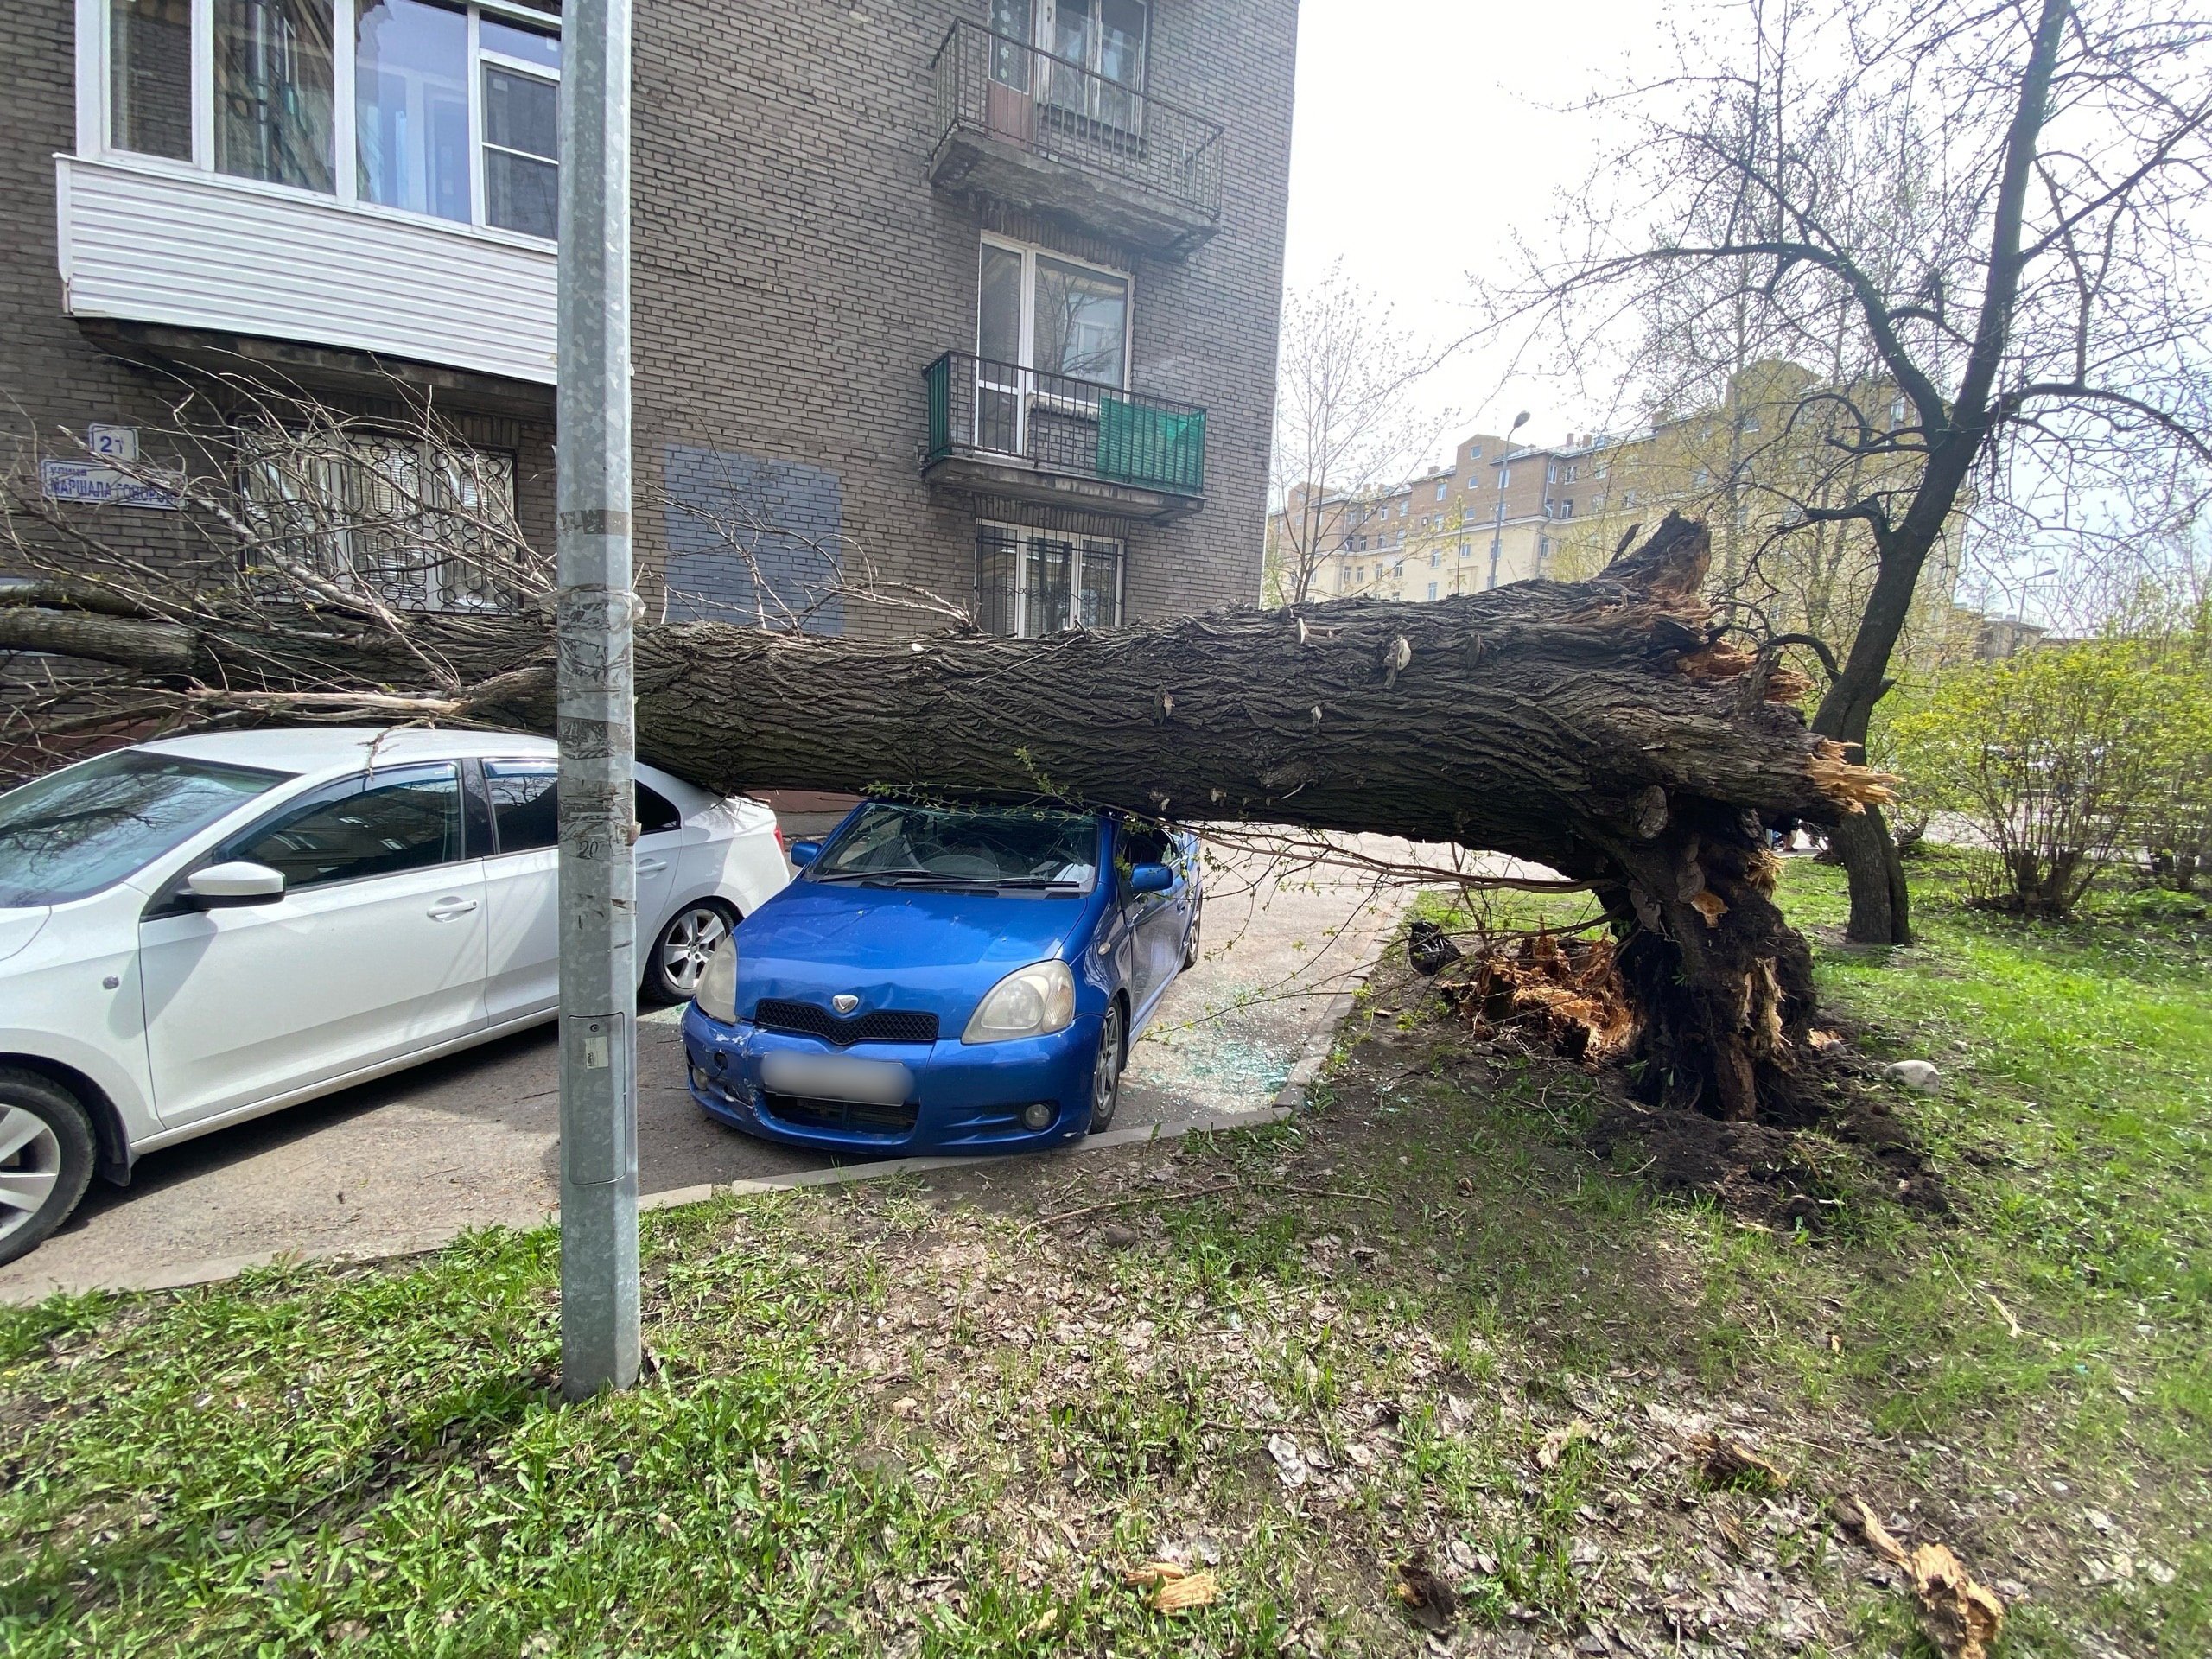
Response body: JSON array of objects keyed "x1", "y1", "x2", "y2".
[{"x1": 1894, "y1": 638, "x2": 2211, "y2": 916}]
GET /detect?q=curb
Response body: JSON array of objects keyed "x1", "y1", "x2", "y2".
[{"x1": 1, "y1": 978, "x2": 1376, "y2": 1306}]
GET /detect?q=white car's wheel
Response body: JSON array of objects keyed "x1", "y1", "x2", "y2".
[
  {"x1": 0, "y1": 1070, "x2": 96, "y2": 1268},
  {"x1": 647, "y1": 901, "x2": 735, "y2": 1003}
]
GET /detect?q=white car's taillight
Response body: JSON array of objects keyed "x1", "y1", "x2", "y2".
[{"x1": 694, "y1": 935, "x2": 739, "y2": 1025}]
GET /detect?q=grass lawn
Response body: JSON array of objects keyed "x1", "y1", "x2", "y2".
[{"x1": 2, "y1": 857, "x2": 2206, "y2": 1656}]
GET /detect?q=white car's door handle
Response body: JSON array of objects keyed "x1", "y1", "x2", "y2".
[
  {"x1": 635, "y1": 858, "x2": 670, "y2": 876},
  {"x1": 427, "y1": 899, "x2": 480, "y2": 922}
]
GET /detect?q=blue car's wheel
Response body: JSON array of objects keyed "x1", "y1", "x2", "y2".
[
  {"x1": 1183, "y1": 900, "x2": 1201, "y2": 970},
  {"x1": 1088, "y1": 1001, "x2": 1125, "y2": 1133}
]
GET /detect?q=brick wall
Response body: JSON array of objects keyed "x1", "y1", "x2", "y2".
[
  {"x1": 0, "y1": 0, "x2": 1296, "y2": 644},
  {"x1": 627, "y1": 0, "x2": 1298, "y2": 638}
]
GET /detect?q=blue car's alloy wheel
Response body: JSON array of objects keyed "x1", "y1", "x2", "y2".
[{"x1": 1089, "y1": 1001, "x2": 1125, "y2": 1133}]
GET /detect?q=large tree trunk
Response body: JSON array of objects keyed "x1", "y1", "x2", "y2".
[{"x1": 1, "y1": 514, "x2": 1885, "y2": 1123}]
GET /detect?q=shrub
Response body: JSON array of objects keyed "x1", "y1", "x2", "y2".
[{"x1": 1894, "y1": 639, "x2": 2209, "y2": 916}]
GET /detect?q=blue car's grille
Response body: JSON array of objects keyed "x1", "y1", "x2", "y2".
[
  {"x1": 760, "y1": 1091, "x2": 919, "y2": 1138},
  {"x1": 752, "y1": 998, "x2": 939, "y2": 1048}
]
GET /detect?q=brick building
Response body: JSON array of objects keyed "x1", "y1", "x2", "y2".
[
  {"x1": 3, "y1": 0, "x2": 1296, "y2": 639},
  {"x1": 1272, "y1": 428, "x2": 1548, "y2": 605}
]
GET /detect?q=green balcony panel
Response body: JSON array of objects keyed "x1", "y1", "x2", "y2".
[{"x1": 1096, "y1": 395, "x2": 1205, "y2": 494}]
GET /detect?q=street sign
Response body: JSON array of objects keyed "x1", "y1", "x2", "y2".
[
  {"x1": 39, "y1": 457, "x2": 182, "y2": 511},
  {"x1": 86, "y1": 423, "x2": 139, "y2": 462}
]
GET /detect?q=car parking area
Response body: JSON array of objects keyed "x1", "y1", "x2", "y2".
[{"x1": 0, "y1": 836, "x2": 1433, "y2": 1301}]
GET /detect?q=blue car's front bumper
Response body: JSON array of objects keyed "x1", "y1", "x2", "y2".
[{"x1": 681, "y1": 1001, "x2": 1102, "y2": 1155}]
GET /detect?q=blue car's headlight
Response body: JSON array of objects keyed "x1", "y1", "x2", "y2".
[
  {"x1": 963, "y1": 959, "x2": 1076, "y2": 1044},
  {"x1": 694, "y1": 936, "x2": 739, "y2": 1026}
]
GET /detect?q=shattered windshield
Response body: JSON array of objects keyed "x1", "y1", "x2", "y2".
[{"x1": 810, "y1": 803, "x2": 1099, "y2": 892}]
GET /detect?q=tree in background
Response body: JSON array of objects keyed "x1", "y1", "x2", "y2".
[
  {"x1": 1895, "y1": 633, "x2": 2210, "y2": 916},
  {"x1": 1266, "y1": 265, "x2": 1452, "y2": 606},
  {"x1": 1492, "y1": 0, "x2": 2212, "y2": 944},
  {"x1": 2124, "y1": 585, "x2": 2212, "y2": 890}
]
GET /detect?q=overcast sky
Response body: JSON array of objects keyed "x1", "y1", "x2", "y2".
[{"x1": 1281, "y1": 0, "x2": 1718, "y2": 463}]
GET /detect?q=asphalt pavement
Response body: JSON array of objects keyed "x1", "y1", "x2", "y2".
[{"x1": 0, "y1": 836, "x2": 1437, "y2": 1301}]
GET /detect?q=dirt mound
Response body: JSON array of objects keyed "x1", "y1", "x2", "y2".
[{"x1": 1591, "y1": 1083, "x2": 1951, "y2": 1229}]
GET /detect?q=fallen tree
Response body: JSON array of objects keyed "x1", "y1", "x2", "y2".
[{"x1": 2, "y1": 465, "x2": 1884, "y2": 1122}]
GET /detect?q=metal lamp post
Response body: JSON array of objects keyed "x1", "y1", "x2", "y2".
[{"x1": 554, "y1": 0, "x2": 640, "y2": 1399}]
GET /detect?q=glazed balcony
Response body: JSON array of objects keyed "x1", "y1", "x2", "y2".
[
  {"x1": 928, "y1": 22, "x2": 1224, "y2": 258},
  {"x1": 922, "y1": 351, "x2": 1206, "y2": 521}
]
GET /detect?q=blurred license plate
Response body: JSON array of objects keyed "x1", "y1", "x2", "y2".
[{"x1": 760, "y1": 1052, "x2": 912, "y2": 1106}]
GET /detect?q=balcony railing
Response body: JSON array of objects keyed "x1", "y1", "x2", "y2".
[
  {"x1": 924, "y1": 351, "x2": 1207, "y2": 499},
  {"x1": 929, "y1": 22, "x2": 1224, "y2": 251}
]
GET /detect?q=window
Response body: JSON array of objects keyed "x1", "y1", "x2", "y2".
[
  {"x1": 100, "y1": 2, "x2": 560, "y2": 241},
  {"x1": 216, "y1": 0, "x2": 336, "y2": 191},
  {"x1": 1398, "y1": 500, "x2": 1408, "y2": 518},
  {"x1": 992, "y1": 0, "x2": 1147, "y2": 130},
  {"x1": 1434, "y1": 480, "x2": 1446, "y2": 501},
  {"x1": 1355, "y1": 565, "x2": 1366, "y2": 584},
  {"x1": 1545, "y1": 461, "x2": 1556, "y2": 484},
  {"x1": 1429, "y1": 550, "x2": 1439, "y2": 567},
  {"x1": 820, "y1": 803, "x2": 1100, "y2": 891},
  {"x1": 976, "y1": 523, "x2": 1124, "y2": 637},
  {"x1": 224, "y1": 764, "x2": 462, "y2": 889},
  {"x1": 1427, "y1": 582, "x2": 1437, "y2": 600},
  {"x1": 481, "y1": 763, "x2": 680, "y2": 854},
  {"x1": 111, "y1": 0, "x2": 193, "y2": 160},
  {"x1": 0, "y1": 749, "x2": 289, "y2": 907},
  {"x1": 1537, "y1": 536, "x2": 1551, "y2": 568},
  {"x1": 476, "y1": 13, "x2": 560, "y2": 236},
  {"x1": 239, "y1": 427, "x2": 520, "y2": 612},
  {"x1": 977, "y1": 237, "x2": 1129, "y2": 385},
  {"x1": 1890, "y1": 395, "x2": 1909, "y2": 427},
  {"x1": 1558, "y1": 499, "x2": 1573, "y2": 519},
  {"x1": 1467, "y1": 446, "x2": 1482, "y2": 461}
]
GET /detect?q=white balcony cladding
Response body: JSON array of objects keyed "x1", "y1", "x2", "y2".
[{"x1": 55, "y1": 156, "x2": 557, "y2": 385}]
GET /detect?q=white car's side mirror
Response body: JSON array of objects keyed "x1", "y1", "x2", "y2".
[{"x1": 187, "y1": 861, "x2": 287, "y2": 907}]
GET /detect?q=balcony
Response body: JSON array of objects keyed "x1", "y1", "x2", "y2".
[
  {"x1": 928, "y1": 22, "x2": 1224, "y2": 258},
  {"x1": 923, "y1": 352, "x2": 1206, "y2": 520}
]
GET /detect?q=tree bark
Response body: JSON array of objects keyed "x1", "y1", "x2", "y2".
[{"x1": 1, "y1": 513, "x2": 1885, "y2": 1123}]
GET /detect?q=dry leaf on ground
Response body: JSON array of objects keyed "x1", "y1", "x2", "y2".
[
  {"x1": 1837, "y1": 1495, "x2": 2005, "y2": 1659},
  {"x1": 1122, "y1": 1561, "x2": 1219, "y2": 1613},
  {"x1": 1535, "y1": 1418, "x2": 1594, "y2": 1471}
]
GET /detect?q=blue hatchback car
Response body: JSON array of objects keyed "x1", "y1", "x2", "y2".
[{"x1": 681, "y1": 800, "x2": 1200, "y2": 1155}]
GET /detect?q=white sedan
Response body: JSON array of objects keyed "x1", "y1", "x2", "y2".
[{"x1": 0, "y1": 728, "x2": 790, "y2": 1265}]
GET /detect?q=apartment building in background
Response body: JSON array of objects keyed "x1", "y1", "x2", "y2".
[
  {"x1": 3, "y1": 0, "x2": 1296, "y2": 640},
  {"x1": 1271, "y1": 360, "x2": 1965, "y2": 664},
  {"x1": 1270, "y1": 427, "x2": 1566, "y2": 605}
]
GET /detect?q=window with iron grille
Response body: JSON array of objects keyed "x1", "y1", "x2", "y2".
[
  {"x1": 976, "y1": 522, "x2": 1124, "y2": 637},
  {"x1": 239, "y1": 428, "x2": 521, "y2": 612}
]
